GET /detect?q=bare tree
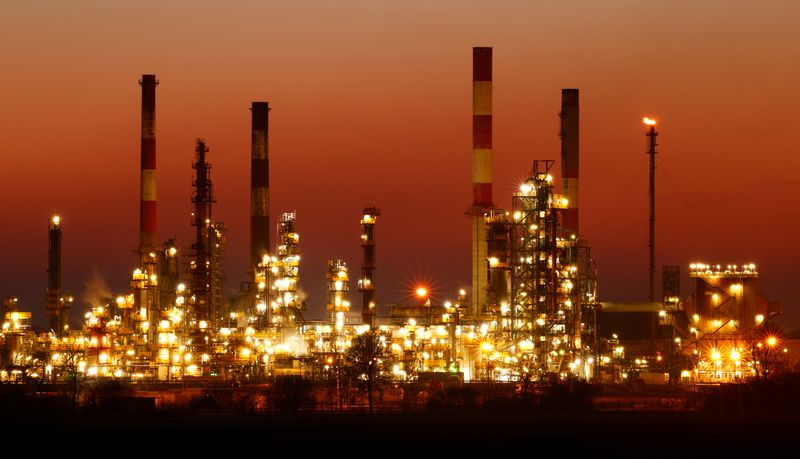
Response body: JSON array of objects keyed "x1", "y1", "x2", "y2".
[
  {"x1": 510, "y1": 353, "x2": 542, "y2": 397},
  {"x1": 345, "y1": 330, "x2": 391, "y2": 414},
  {"x1": 54, "y1": 341, "x2": 85, "y2": 412}
]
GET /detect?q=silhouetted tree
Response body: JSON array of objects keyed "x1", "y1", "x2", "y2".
[
  {"x1": 510, "y1": 352, "x2": 544, "y2": 397},
  {"x1": 54, "y1": 341, "x2": 85, "y2": 411},
  {"x1": 345, "y1": 330, "x2": 391, "y2": 414}
]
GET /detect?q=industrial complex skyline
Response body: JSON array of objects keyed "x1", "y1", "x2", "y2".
[
  {"x1": 4, "y1": 5, "x2": 800, "y2": 431},
  {"x1": 1, "y1": 1, "x2": 798, "y2": 329}
]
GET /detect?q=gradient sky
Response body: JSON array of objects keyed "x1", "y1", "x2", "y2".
[{"x1": 1, "y1": 1, "x2": 798, "y2": 329}]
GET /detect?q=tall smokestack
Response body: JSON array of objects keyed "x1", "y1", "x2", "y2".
[
  {"x1": 359, "y1": 206, "x2": 380, "y2": 327},
  {"x1": 560, "y1": 89, "x2": 579, "y2": 235},
  {"x1": 46, "y1": 215, "x2": 62, "y2": 333},
  {"x1": 468, "y1": 46, "x2": 493, "y2": 316},
  {"x1": 250, "y1": 102, "x2": 270, "y2": 269},
  {"x1": 139, "y1": 74, "x2": 158, "y2": 260}
]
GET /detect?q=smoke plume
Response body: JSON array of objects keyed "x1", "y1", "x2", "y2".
[{"x1": 82, "y1": 268, "x2": 112, "y2": 307}]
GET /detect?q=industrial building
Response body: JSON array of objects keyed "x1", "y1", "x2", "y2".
[{"x1": 0, "y1": 49, "x2": 787, "y2": 392}]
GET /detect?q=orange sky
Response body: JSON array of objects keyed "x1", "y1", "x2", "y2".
[{"x1": 1, "y1": 1, "x2": 798, "y2": 328}]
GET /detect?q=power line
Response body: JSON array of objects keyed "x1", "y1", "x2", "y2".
[{"x1": 658, "y1": 165, "x2": 722, "y2": 258}]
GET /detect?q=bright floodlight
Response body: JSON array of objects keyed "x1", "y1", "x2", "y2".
[
  {"x1": 415, "y1": 287, "x2": 428, "y2": 298},
  {"x1": 643, "y1": 117, "x2": 656, "y2": 126}
]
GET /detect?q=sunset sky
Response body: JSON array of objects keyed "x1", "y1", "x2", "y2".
[{"x1": 1, "y1": 1, "x2": 798, "y2": 329}]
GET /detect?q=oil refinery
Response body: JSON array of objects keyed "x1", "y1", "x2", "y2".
[{"x1": 0, "y1": 48, "x2": 790, "y2": 409}]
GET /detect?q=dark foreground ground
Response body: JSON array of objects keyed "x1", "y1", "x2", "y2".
[
  {"x1": 2, "y1": 411, "x2": 798, "y2": 451},
  {"x1": 3, "y1": 378, "x2": 800, "y2": 451}
]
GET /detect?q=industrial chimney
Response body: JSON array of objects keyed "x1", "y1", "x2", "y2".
[
  {"x1": 139, "y1": 75, "x2": 158, "y2": 262},
  {"x1": 359, "y1": 206, "x2": 380, "y2": 327},
  {"x1": 560, "y1": 89, "x2": 579, "y2": 236},
  {"x1": 250, "y1": 102, "x2": 270, "y2": 270},
  {"x1": 468, "y1": 47, "x2": 493, "y2": 316},
  {"x1": 46, "y1": 215, "x2": 63, "y2": 333}
]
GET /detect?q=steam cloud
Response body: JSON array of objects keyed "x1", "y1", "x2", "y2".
[{"x1": 82, "y1": 268, "x2": 112, "y2": 307}]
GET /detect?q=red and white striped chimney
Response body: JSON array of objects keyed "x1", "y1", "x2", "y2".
[
  {"x1": 469, "y1": 47, "x2": 493, "y2": 316},
  {"x1": 139, "y1": 75, "x2": 158, "y2": 257},
  {"x1": 560, "y1": 89, "x2": 579, "y2": 235},
  {"x1": 472, "y1": 47, "x2": 493, "y2": 208}
]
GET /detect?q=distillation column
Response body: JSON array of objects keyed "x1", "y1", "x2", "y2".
[
  {"x1": 275, "y1": 213, "x2": 300, "y2": 325},
  {"x1": 327, "y1": 259, "x2": 350, "y2": 352},
  {"x1": 486, "y1": 210, "x2": 510, "y2": 325},
  {"x1": 191, "y1": 139, "x2": 214, "y2": 324}
]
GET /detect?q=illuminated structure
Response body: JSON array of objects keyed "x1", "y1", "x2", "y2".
[
  {"x1": 130, "y1": 266, "x2": 156, "y2": 355},
  {"x1": 485, "y1": 210, "x2": 510, "y2": 320},
  {"x1": 158, "y1": 241, "x2": 179, "y2": 317},
  {"x1": 318, "y1": 258, "x2": 351, "y2": 367},
  {"x1": 358, "y1": 206, "x2": 380, "y2": 327},
  {"x1": 506, "y1": 161, "x2": 595, "y2": 376},
  {"x1": 190, "y1": 139, "x2": 213, "y2": 324},
  {"x1": 274, "y1": 212, "x2": 302, "y2": 326},
  {"x1": 0, "y1": 52, "x2": 787, "y2": 392},
  {"x1": 255, "y1": 212, "x2": 302, "y2": 330},
  {"x1": 208, "y1": 223, "x2": 226, "y2": 327},
  {"x1": 327, "y1": 259, "x2": 350, "y2": 333},
  {"x1": 189, "y1": 139, "x2": 225, "y2": 328},
  {"x1": 466, "y1": 159, "x2": 598, "y2": 381},
  {"x1": 681, "y1": 263, "x2": 782, "y2": 382},
  {"x1": 1, "y1": 299, "x2": 33, "y2": 373},
  {"x1": 464, "y1": 66, "x2": 599, "y2": 381}
]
